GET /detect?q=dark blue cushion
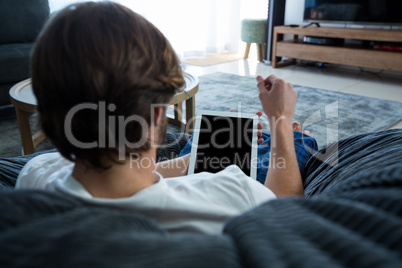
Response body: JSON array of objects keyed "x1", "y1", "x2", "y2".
[
  {"x1": 0, "y1": 0, "x2": 49, "y2": 44},
  {"x1": 0, "y1": 43, "x2": 33, "y2": 83}
]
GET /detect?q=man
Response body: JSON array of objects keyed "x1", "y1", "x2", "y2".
[{"x1": 16, "y1": 2, "x2": 314, "y2": 234}]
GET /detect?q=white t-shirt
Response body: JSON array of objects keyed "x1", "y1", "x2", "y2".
[{"x1": 16, "y1": 152, "x2": 276, "y2": 234}]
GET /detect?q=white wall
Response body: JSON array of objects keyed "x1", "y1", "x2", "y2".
[{"x1": 284, "y1": 0, "x2": 304, "y2": 25}]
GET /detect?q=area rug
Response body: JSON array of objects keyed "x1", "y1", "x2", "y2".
[
  {"x1": 182, "y1": 53, "x2": 243, "y2": 67},
  {"x1": 191, "y1": 72, "x2": 402, "y2": 147},
  {"x1": 2, "y1": 72, "x2": 402, "y2": 157},
  {"x1": 0, "y1": 106, "x2": 55, "y2": 158}
]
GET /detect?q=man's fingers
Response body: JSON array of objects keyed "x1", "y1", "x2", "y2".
[
  {"x1": 256, "y1": 76, "x2": 273, "y2": 92},
  {"x1": 256, "y1": 111, "x2": 263, "y2": 118},
  {"x1": 257, "y1": 122, "x2": 263, "y2": 130},
  {"x1": 256, "y1": 75, "x2": 264, "y2": 83},
  {"x1": 229, "y1": 109, "x2": 234, "y2": 112},
  {"x1": 257, "y1": 75, "x2": 278, "y2": 94},
  {"x1": 265, "y1": 74, "x2": 278, "y2": 85},
  {"x1": 258, "y1": 138, "x2": 264, "y2": 145},
  {"x1": 256, "y1": 76, "x2": 266, "y2": 93}
]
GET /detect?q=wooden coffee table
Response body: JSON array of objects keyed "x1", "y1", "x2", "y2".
[{"x1": 9, "y1": 72, "x2": 199, "y2": 155}]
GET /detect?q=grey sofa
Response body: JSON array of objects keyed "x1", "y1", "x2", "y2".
[
  {"x1": 0, "y1": 130, "x2": 401, "y2": 267},
  {"x1": 0, "y1": 0, "x2": 49, "y2": 106}
]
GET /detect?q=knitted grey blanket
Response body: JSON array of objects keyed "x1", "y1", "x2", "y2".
[{"x1": 0, "y1": 130, "x2": 401, "y2": 267}]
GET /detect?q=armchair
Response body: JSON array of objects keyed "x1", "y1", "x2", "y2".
[{"x1": 0, "y1": 0, "x2": 49, "y2": 106}]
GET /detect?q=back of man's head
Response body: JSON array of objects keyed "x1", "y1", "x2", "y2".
[{"x1": 31, "y1": 1, "x2": 184, "y2": 168}]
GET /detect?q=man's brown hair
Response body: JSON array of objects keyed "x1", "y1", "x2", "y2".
[{"x1": 31, "y1": 1, "x2": 184, "y2": 168}]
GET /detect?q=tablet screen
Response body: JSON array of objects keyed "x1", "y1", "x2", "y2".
[{"x1": 191, "y1": 113, "x2": 257, "y2": 177}]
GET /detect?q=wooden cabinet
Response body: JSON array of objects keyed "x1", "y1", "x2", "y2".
[{"x1": 272, "y1": 26, "x2": 402, "y2": 72}]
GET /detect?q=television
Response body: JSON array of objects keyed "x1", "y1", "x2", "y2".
[{"x1": 304, "y1": 0, "x2": 402, "y2": 25}]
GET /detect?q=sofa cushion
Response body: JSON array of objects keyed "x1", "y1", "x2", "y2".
[
  {"x1": 223, "y1": 129, "x2": 402, "y2": 267},
  {"x1": 0, "y1": 0, "x2": 49, "y2": 44},
  {"x1": 0, "y1": 149, "x2": 54, "y2": 189},
  {"x1": 0, "y1": 190, "x2": 241, "y2": 268},
  {"x1": 0, "y1": 43, "x2": 33, "y2": 84},
  {"x1": 224, "y1": 190, "x2": 402, "y2": 268},
  {"x1": 303, "y1": 129, "x2": 402, "y2": 197},
  {"x1": 0, "y1": 83, "x2": 16, "y2": 106}
]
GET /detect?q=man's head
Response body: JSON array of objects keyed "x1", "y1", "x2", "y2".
[{"x1": 31, "y1": 1, "x2": 184, "y2": 168}]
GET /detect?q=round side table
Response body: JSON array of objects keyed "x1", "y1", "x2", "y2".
[
  {"x1": 168, "y1": 72, "x2": 199, "y2": 133},
  {"x1": 9, "y1": 72, "x2": 199, "y2": 155}
]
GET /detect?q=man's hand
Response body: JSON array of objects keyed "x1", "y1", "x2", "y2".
[
  {"x1": 256, "y1": 75, "x2": 304, "y2": 197},
  {"x1": 257, "y1": 75, "x2": 297, "y2": 126}
]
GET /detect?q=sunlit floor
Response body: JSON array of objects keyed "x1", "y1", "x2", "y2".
[{"x1": 184, "y1": 55, "x2": 402, "y2": 129}]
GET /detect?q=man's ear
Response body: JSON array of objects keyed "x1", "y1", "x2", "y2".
[{"x1": 153, "y1": 106, "x2": 165, "y2": 126}]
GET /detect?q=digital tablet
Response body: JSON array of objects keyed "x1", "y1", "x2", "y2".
[{"x1": 188, "y1": 110, "x2": 259, "y2": 179}]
